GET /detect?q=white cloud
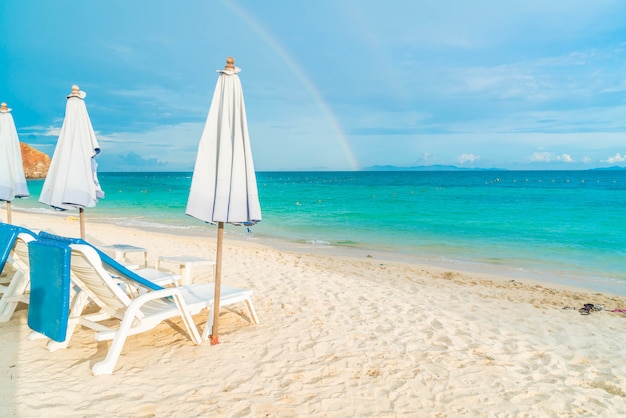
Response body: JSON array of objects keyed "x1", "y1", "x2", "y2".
[
  {"x1": 95, "y1": 122, "x2": 205, "y2": 171},
  {"x1": 604, "y1": 153, "x2": 626, "y2": 164},
  {"x1": 458, "y1": 153, "x2": 480, "y2": 164},
  {"x1": 530, "y1": 152, "x2": 552, "y2": 162},
  {"x1": 529, "y1": 152, "x2": 575, "y2": 163},
  {"x1": 23, "y1": 125, "x2": 62, "y2": 137}
]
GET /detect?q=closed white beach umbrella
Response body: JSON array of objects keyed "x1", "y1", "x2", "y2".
[
  {"x1": 39, "y1": 85, "x2": 104, "y2": 239},
  {"x1": 187, "y1": 57, "x2": 262, "y2": 345},
  {"x1": 0, "y1": 102, "x2": 30, "y2": 224}
]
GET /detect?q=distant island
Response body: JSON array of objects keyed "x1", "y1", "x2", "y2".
[{"x1": 589, "y1": 166, "x2": 626, "y2": 171}]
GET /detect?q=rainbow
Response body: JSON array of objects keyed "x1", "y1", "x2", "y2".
[{"x1": 221, "y1": 2, "x2": 360, "y2": 170}]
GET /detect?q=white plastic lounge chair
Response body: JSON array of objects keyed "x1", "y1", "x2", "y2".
[
  {"x1": 40, "y1": 241, "x2": 258, "y2": 375},
  {"x1": 0, "y1": 224, "x2": 38, "y2": 322}
]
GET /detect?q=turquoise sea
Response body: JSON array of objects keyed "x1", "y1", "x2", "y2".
[{"x1": 13, "y1": 170, "x2": 626, "y2": 296}]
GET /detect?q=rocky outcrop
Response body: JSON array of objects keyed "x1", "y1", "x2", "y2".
[{"x1": 20, "y1": 142, "x2": 50, "y2": 179}]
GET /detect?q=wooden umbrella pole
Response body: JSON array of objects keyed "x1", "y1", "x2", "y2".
[
  {"x1": 79, "y1": 207, "x2": 86, "y2": 239},
  {"x1": 211, "y1": 221, "x2": 224, "y2": 345},
  {"x1": 6, "y1": 201, "x2": 11, "y2": 224}
]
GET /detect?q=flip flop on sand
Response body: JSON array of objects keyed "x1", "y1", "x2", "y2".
[{"x1": 579, "y1": 304, "x2": 604, "y2": 315}]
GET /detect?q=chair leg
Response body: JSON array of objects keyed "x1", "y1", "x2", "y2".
[
  {"x1": 0, "y1": 271, "x2": 26, "y2": 323},
  {"x1": 171, "y1": 293, "x2": 202, "y2": 345},
  {"x1": 48, "y1": 290, "x2": 89, "y2": 351},
  {"x1": 244, "y1": 298, "x2": 259, "y2": 324},
  {"x1": 202, "y1": 307, "x2": 214, "y2": 341},
  {"x1": 201, "y1": 298, "x2": 259, "y2": 341},
  {"x1": 91, "y1": 313, "x2": 136, "y2": 375}
]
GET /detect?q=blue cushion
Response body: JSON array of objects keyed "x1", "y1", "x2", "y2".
[{"x1": 27, "y1": 239, "x2": 71, "y2": 342}]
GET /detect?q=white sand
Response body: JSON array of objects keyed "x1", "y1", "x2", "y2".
[{"x1": 1, "y1": 211, "x2": 625, "y2": 417}]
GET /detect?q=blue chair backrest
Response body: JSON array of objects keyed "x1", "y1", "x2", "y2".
[
  {"x1": 0, "y1": 224, "x2": 18, "y2": 273},
  {"x1": 0, "y1": 222, "x2": 38, "y2": 272}
]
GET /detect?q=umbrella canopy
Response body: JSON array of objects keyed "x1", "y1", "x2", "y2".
[
  {"x1": 186, "y1": 57, "x2": 262, "y2": 344},
  {"x1": 0, "y1": 102, "x2": 30, "y2": 224},
  {"x1": 39, "y1": 85, "x2": 104, "y2": 238}
]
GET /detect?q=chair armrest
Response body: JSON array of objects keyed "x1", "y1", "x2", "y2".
[
  {"x1": 125, "y1": 287, "x2": 202, "y2": 344},
  {"x1": 127, "y1": 287, "x2": 182, "y2": 308}
]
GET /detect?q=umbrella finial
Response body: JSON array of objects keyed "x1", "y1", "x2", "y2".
[
  {"x1": 0, "y1": 102, "x2": 7, "y2": 112},
  {"x1": 67, "y1": 85, "x2": 87, "y2": 99},
  {"x1": 225, "y1": 57, "x2": 235, "y2": 70}
]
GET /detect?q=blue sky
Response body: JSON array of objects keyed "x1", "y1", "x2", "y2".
[{"x1": 1, "y1": 1, "x2": 625, "y2": 171}]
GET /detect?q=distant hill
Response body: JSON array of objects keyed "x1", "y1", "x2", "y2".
[
  {"x1": 20, "y1": 142, "x2": 50, "y2": 178},
  {"x1": 363, "y1": 165, "x2": 505, "y2": 171},
  {"x1": 590, "y1": 166, "x2": 626, "y2": 171}
]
